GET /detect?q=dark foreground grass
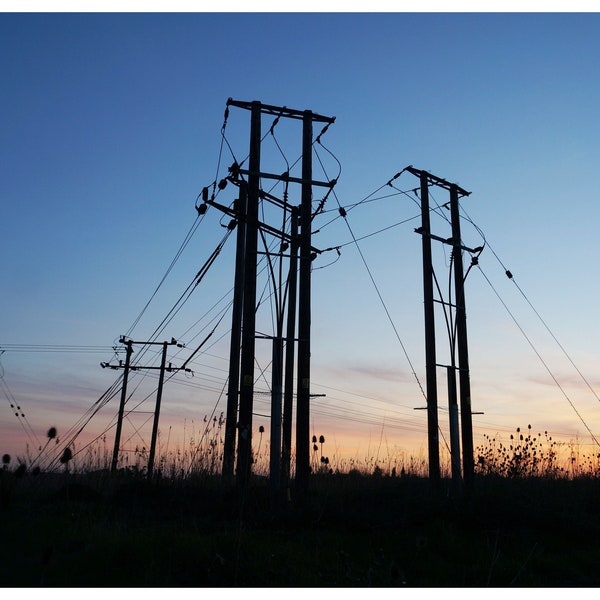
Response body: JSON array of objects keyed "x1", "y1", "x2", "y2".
[{"x1": 1, "y1": 469, "x2": 599, "y2": 587}]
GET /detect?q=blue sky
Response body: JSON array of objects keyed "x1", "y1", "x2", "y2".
[{"x1": 2, "y1": 11, "x2": 600, "y2": 471}]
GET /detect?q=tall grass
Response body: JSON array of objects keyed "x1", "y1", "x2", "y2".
[
  {"x1": 3, "y1": 419, "x2": 599, "y2": 481},
  {"x1": 474, "y1": 424, "x2": 600, "y2": 479}
]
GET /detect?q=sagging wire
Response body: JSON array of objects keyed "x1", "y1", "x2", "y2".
[
  {"x1": 0, "y1": 351, "x2": 41, "y2": 449},
  {"x1": 311, "y1": 124, "x2": 341, "y2": 220},
  {"x1": 42, "y1": 228, "x2": 236, "y2": 468},
  {"x1": 62, "y1": 305, "x2": 233, "y2": 469},
  {"x1": 314, "y1": 165, "x2": 428, "y2": 402},
  {"x1": 466, "y1": 206, "x2": 600, "y2": 397},
  {"x1": 126, "y1": 210, "x2": 205, "y2": 337},
  {"x1": 477, "y1": 264, "x2": 600, "y2": 449},
  {"x1": 459, "y1": 207, "x2": 600, "y2": 437}
]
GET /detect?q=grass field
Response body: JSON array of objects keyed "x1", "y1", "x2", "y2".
[
  {"x1": 2, "y1": 424, "x2": 599, "y2": 588},
  {"x1": 2, "y1": 464, "x2": 599, "y2": 587}
]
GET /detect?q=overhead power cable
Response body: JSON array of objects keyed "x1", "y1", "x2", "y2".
[
  {"x1": 0, "y1": 360, "x2": 41, "y2": 449},
  {"x1": 125, "y1": 212, "x2": 205, "y2": 337},
  {"x1": 476, "y1": 265, "x2": 600, "y2": 448},
  {"x1": 312, "y1": 160, "x2": 427, "y2": 402},
  {"x1": 460, "y1": 207, "x2": 600, "y2": 409}
]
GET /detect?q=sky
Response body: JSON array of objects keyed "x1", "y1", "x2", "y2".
[{"x1": 2, "y1": 9, "x2": 600, "y2": 474}]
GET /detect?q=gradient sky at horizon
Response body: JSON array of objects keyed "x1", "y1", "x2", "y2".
[{"x1": 2, "y1": 10, "x2": 600, "y2": 470}]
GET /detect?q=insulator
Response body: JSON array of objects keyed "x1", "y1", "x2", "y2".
[
  {"x1": 229, "y1": 162, "x2": 239, "y2": 179},
  {"x1": 202, "y1": 187, "x2": 209, "y2": 202},
  {"x1": 281, "y1": 242, "x2": 289, "y2": 253},
  {"x1": 506, "y1": 270, "x2": 513, "y2": 279},
  {"x1": 338, "y1": 207, "x2": 347, "y2": 218},
  {"x1": 227, "y1": 219, "x2": 237, "y2": 230},
  {"x1": 218, "y1": 178, "x2": 228, "y2": 190},
  {"x1": 196, "y1": 203, "x2": 208, "y2": 215}
]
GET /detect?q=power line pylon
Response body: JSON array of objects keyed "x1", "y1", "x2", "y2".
[
  {"x1": 407, "y1": 166, "x2": 478, "y2": 494},
  {"x1": 201, "y1": 99, "x2": 336, "y2": 494},
  {"x1": 101, "y1": 336, "x2": 189, "y2": 475}
]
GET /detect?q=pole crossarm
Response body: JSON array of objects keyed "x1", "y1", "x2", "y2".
[
  {"x1": 237, "y1": 168, "x2": 335, "y2": 189},
  {"x1": 204, "y1": 198, "x2": 323, "y2": 256},
  {"x1": 227, "y1": 98, "x2": 336, "y2": 124},
  {"x1": 100, "y1": 337, "x2": 191, "y2": 374},
  {"x1": 405, "y1": 165, "x2": 471, "y2": 197},
  {"x1": 414, "y1": 227, "x2": 483, "y2": 254}
]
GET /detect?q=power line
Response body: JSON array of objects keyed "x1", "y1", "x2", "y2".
[
  {"x1": 476, "y1": 264, "x2": 600, "y2": 448},
  {"x1": 461, "y1": 207, "x2": 600, "y2": 409},
  {"x1": 315, "y1": 169, "x2": 427, "y2": 404}
]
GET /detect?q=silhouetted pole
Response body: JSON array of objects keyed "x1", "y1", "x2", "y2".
[
  {"x1": 419, "y1": 172, "x2": 441, "y2": 488},
  {"x1": 147, "y1": 340, "x2": 171, "y2": 478},
  {"x1": 236, "y1": 101, "x2": 261, "y2": 487},
  {"x1": 446, "y1": 365, "x2": 462, "y2": 496},
  {"x1": 111, "y1": 338, "x2": 133, "y2": 473},
  {"x1": 281, "y1": 206, "x2": 299, "y2": 487},
  {"x1": 450, "y1": 184, "x2": 475, "y2": 490},
  {"x1": 295, "y1": 111, "x2": 313, "y2": 494},
  {"x1": 270, "y1": 332, "x2": 284, "y2": 491},
  {"x1": 223, "y1": 184, "x2": 248, "y2": 481}
]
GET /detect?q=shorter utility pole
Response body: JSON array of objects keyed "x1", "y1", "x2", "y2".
[
  {"x1": 106, "y1": 337, "x2": 133, "y2": 473},
  {"x1": 101, "y1": 336, "x2": 189, "y2": 475}
]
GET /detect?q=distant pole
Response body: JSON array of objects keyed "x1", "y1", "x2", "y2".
[
  {"x1": 147, "y1": 340, "x2": 170, "y2": 478},
  {"x1": 450, "y1": 183, "x2": 474, "y2": 491},
  {"x1": 236, "y1": 101, "x2": 261, "y2": 486},
  {"x1": 111, "y1": 338, "x2": 133, "y2": 473},
  {"x1": 103, "y1": 338, "x2": 185, "y2": 477},
  {"x1": 223, "y1": 184, "x2": 248, "y2": 481},
  {"x1": 281, "y1": 206, "x2": 299, "y2": 487},
  {"x1": 295, "y1": 111, "x2": 313, "y2": 494},
  {"x1": 419, "y1": 172, "x2": 441, "y2": 487}
]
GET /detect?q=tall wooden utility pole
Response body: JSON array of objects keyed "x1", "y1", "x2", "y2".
[
  {"x1": 281, "y1": 206, "x2": 299, "y2": 487},
  {"x1": 295, "y1": 111, "x2": 314, "y2": 494},
  {"x1": 201, "y1": 99, "x2": 336, "y2": 492},
  {"x1": 408, "y1": 166, "x2": 474, "y2": 494},
  {"x1": 450, "y1": 183, "x2": 475, "y2": 491},
  {"x1": 418, "y1": 171, "x2": 441, "y2": 487},
  {"x1": 236, "y1": 101, "x2": 262, "y2": 488},
  {"x1": 222, "y1": 184, "x2": 248, "y2": 481}
]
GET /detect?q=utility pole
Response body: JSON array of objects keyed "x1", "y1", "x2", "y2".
[
  {"x1": 199, "y1": 99, "x2": 336, "y2": 492},
  {"x1": 222, "y1": 184, "x2": 248, "y2": 481},
  {"x1": 102, "y1": 336, "x2": 188, "y2": 475},
  {"x1": 109, "y1": 337, "x2": 133, "y2": 473},
  {"x1": 418, "y1": 171, "x2": 441, "y2": 488},
  {"x1": 281, "y1": 206, "x2": 299, "y2": 488},
  {"x1": 236, "y1": 101, "x2": 261, "y2": 488},
  {"x1": 295, "y1": 110, "x2": 314, "y2": 495},
  {"x1": 446, "y1": 365, "x2": 462, "y2": 496},
  {"x1": 450, "y1": 184, "x2": 475, "y2": 491},
  {"x1": 148, "y1": 339, "x2": 176, "y2": 477},
  {"x1": 408, "y1": 166, "x2": 475, "y2": 495}
]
